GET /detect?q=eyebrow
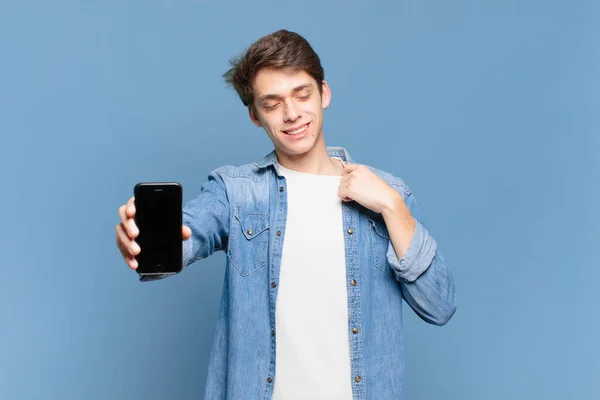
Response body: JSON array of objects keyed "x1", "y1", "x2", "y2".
[{"x1": 258, "y1": 84, "x2": 313, "y2": 102}]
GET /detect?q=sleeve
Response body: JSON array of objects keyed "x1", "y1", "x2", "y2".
[
  {"x1": 386, "y1": 185, "x2": 457, "y2": 325},
  {"x1": 139, "y1": 170, "x2": 230, "y2": 282}
]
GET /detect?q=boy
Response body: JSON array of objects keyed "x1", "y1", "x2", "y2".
[{"x1": 116, "y1": 29, "x2": 456, "y2": 400}]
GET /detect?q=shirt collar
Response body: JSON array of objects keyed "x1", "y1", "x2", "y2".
[{"x1": 254, "y1": 146, "x2": 355, "y2": 176}]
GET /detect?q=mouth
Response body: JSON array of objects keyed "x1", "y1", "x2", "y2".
[{"x1": 282, "y1": 122, "x2": 310, "y2": 136}]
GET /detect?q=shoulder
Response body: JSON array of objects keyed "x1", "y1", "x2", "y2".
[
  {"x1": 210, "y1": 161, "x2": 269, "y2": 183},
  {"x1": 360, "y1": 163, "x2": 412, "y2": 198}
]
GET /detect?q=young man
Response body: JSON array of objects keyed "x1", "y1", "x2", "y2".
[{"x1": 116, "y1": 29, "x2": 456, "y2": 400}]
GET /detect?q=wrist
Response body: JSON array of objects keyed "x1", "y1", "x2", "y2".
[
  {"x1": 381, "y1": 191, "x2": 404, "y2": 216},
  {"x1": 381, "y1": 193, "x2": 416, "y2": 228}
]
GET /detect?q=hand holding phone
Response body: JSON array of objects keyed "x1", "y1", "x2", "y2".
[{"x1": 115, "y1": 183, "x2": 191, "y2": 274}]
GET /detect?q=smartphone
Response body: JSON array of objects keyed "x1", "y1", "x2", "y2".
[{"x1": 133, "y1": 182, "x2": 183, "y2": 276}]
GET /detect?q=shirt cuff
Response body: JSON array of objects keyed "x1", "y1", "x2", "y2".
[
  {"x1": 138, "y1": 273, "x2": 170, "y2": 282},
  {"x1": 387, "y1": 219, "x2": 437, "y2": 282}
]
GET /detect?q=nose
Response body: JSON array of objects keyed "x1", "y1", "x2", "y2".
[{"x1": 283, "y1": 101, "x2": 299, "y2": 122}]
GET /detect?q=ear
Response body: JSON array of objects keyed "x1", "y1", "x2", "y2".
[
  {"x1": 248, "y1": 106, "x2": 262, "y2": 127},
  {"x1": 321, "y1": 80, "x2": 332, "y2": 109}
]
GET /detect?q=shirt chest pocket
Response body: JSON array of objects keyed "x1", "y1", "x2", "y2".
[
  {"x1": 227, "y1": 207, "x2": 270, "y2": 277},
  {"x1": 367, "y1": 214, "x2": 394, "y2": 278}
]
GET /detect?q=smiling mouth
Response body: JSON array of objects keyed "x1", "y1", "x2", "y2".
[{"x1": 283, "y1": 122, "x2": 310, "y2": 135}]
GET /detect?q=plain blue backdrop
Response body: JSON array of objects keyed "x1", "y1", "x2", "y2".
[{"x1": 1, "y1": 1, "x2": 598, "y2": 399}]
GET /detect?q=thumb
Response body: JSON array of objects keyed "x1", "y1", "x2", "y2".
[
  {"x1": 182, "y1": 225, "x2": 192, "y2": 241},
  {"x1": 343, "y1": 163, "x2": 358, "y2": 175}
]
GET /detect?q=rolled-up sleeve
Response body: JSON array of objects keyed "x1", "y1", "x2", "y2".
[
  {"x1": 384, "y1": 182, "x2": 456, "y2": 326},
  {"x1": 387, "y1": 219, "x2": 437, "y2": 283}
]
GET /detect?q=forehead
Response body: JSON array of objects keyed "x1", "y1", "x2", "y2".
[{"x1": 253, "y1": 67, "x2": 316, "y2": 97}]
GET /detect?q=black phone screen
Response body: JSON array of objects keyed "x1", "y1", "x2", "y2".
[{"x1": 133, "y1": 182, "x2": 182, "y2": 275}]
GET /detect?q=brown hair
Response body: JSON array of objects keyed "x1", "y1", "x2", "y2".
[{"x1": 223, "y1": 29, "x2": 325, "y2": 112}]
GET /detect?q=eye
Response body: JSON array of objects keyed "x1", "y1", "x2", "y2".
[
  {"x1": 264, "y1": 103, "x2": 279, "y2": 110},
  {"x1": 298, "y1": 94, "x2": 311, "y2": 100}
]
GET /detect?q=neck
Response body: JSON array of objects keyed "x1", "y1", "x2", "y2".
[{"x1": 275, "y1": 135, "x2": 343, "y2": 176}]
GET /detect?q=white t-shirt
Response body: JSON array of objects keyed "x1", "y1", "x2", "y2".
[{"x1": 272, "y1": 157, "x2": 353, "y2": 400}]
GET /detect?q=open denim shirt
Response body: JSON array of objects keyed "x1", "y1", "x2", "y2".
[{"x1": 141, "y1": 146, "x2": 457, "y2": 399}]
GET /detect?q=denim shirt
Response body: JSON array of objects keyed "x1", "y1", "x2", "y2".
[{"x1": 141, "y1": 146, "x2": 457, "y2": 400}]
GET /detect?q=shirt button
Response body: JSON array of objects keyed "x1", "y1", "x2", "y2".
[
  {"x1": 247, "y1": 229, "x2": 253, "y2": 235},
  {"x1": 267, "y1": 377, "x2": 273, "y2": 383},
  {"x1": 347, "y1": 228, "x2": 354, "y2": 235},
  {"x1": 276, "y1": 231, "x2": 281, "y2": 236},
  {"x1": 271, "y1": 330, "x2": 276, "y2": 336},
  {"x1": 352, "y1": 328, "x2": 359, "y2": 334},
  {"x1": 350, "y1": 279, "x2": 356, "y2": 286},
  {"x1": 271, "y1": 282, "x2": 277, "y2": 288},
  {"x1": 355, "y1": 375, "x2": 361, "y2": 383},
  {"x1": 279, "y1": 186, "x2": 284, "y2": 192}
]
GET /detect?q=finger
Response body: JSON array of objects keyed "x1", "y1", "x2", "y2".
[
  {"x1": 338, "y1": 188, "x2": 352, "y2": 202},
  {"x1": 125, "y1": 255, "x2": 138, "y2": 270},
  {"x1": 338, "y1": 188, "x2": 349, "y2": 200},
  {"x1": 126, "y1": 197, "x2": 136, "y2": 218},
  {"x1": 116, "y1": 223, "x2": 140, "y2": 257},
  {"x1": 116, "y1": 224, "x2": 139, "y2": 270},
  {"x1": 343, "y1": 163, "x2": 359, "y2": 175},
  {"x1": 118, "y1": 203, "x2": 138, "y2": 239},
  {"x1": 128, "y1": 220, "x2": 139, "y2": 239},
  {"x1": 182, "y1": 225, "x2": 192, "y2": 241},
  {"x1": 115, "y1": 223, "x2": 133, "y2": 255},
  {"x1": 118, "y1": 204, "x2": 127, "y2": 223}
]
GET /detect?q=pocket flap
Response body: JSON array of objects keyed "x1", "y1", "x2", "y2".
[
  {"x1": 234, "y1": 207, "x2": 269, "y2": 240},
  {"x1": 368, "y1": 214, "x2": 390, "y2": 239}
]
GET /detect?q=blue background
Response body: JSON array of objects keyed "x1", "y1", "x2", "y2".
[{"x1": 1, "y1": 1, "x2": 598, "y2": 399}]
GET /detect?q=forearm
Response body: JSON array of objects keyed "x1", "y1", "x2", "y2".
[
  {"x1": 382, "y1": 188, "x2": 456, "y2": 325},
  {"x1": 381, "y1": 193, "x2": 416, "y2": 260}
]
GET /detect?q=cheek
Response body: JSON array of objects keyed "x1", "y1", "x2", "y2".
[
  {"x1": 305, "y1": 104, "x2": 320, "y2": 119},
  {"x1": 258, "y1": 116, "x2": 277, "y2": 134},
  {"x1": 269, "y1": 123, "x2": 282, "y2": 137}
]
